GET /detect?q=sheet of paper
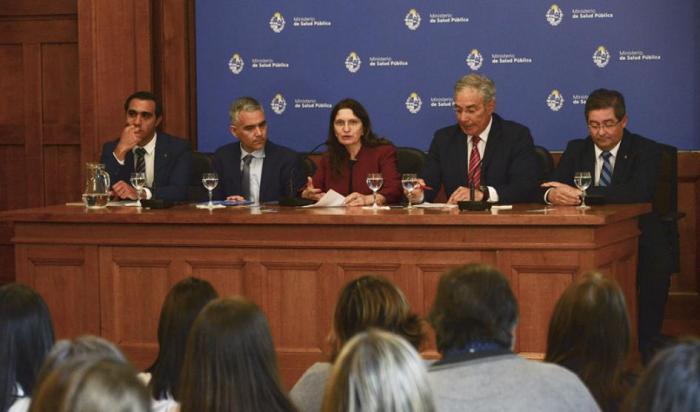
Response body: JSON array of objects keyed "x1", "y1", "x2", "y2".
[
  {"x1": 303, "y1": 189, "x2": 346, "y2": 208},
  {"x1": 415, "y1": 202, "x2": 458, "y2": 209},
  {"x1": 107, "y1": 200, "x2": 139, "y2": 207}
]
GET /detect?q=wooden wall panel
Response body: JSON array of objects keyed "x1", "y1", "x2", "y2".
[{"x1": 15, "y1": 244, "x2": 99, "y2": 337}]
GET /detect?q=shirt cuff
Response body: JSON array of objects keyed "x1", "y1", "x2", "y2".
[
  {"x1": 143, "y1": 188, "x2": 152, "y2": 200},
  {"x1": 113, "y1": 152, "x2": 126, "y2": 165},
  {"x1": 486, "y1": 186, "x2": 498, "y2": 203},
  {"x1": 543, "y1": 188, "x2": 553, "y2": 205}
]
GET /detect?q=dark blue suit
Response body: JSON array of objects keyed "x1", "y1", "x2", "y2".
[
  {"x1": 100, "y1": 132, "x2": 192, "y2": 201},
  {"x1": 212, "y1": 140, "x2": 305, "y2": 203},
  {"x1": 421, "y1": 113, "x2": 539, "y2": 203},
  {"x1": 548, "y1": 130, "x2": 672, "y2": 358}
]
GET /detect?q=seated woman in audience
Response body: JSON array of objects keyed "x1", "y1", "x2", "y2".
[
  {"x1": 624, "y1": 338, "x2": 700, "y2": 412},
  {"x1": 142, "y1": 277, "x2": 218, "y2": 412},
  {"x1": 290, "y1": 275, "x2": 425, "y2": 412},
  {"x1": 17, "y1": 335, "x2": 127, "y2": 412},
  {"x1": 30, "y1": 355, "x2": 149, "y2": 412},
  {"x1": 178, "y1": 297, "x2": 296, "y2": 412},
  {"x1": 0, "y1": 284, "x2": 54, "y2": 412},
  {"x1": 546, "y1": 272, "x2": 633, "y2": 412},
  {"x1": 301, "y1": 98, "x2": 401, "y2": 206},
  {"x1": 322, "y1": 329, "x2": 435, "y2": 412}
]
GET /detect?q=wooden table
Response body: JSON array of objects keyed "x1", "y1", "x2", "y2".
[{"x1": 2, "y1": 203, "x2": 649, "y2": 387}]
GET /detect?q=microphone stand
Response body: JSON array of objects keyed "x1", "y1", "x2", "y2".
[
  {"x1": 279, "y1": 141, "x2": 326, "y2": 207},
  {"x1": 458, "y1": 160, "x2": 490, "y2": 211}
]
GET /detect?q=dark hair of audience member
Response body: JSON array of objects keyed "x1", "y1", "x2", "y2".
[
  {"x1": 178, "y1": 297, "x2": 296, "y2": 412},
  {"x1": 0, "y1": 283, "x2": 55, "y2": 411},
  {"x1": 545, "y1": 272, "x2": 631, "y2": 411},
  {"x1": 428, "y1": 264, "x2": 518, "y2": 354},
  {"x1": 322, "y1": 329, "x2": 435, "y2": 412},
  {"x1": 32, "y1": 335, "x2": 127, "y2": 396},
  {"x1": 146, "y1": 277, "x2": 218, "y2": 401},
  {"x1": 624, "y1": 338, "x2": 700, "y2": 412},
  {"x1": 325, "y1": 98, "x2": 392, "y2": 177},
  {"x1": 330, "y1": 275, "x2": 424, "y2": 361},
  {"x1": 29, "y1": 356, "x2": 149, "y2": 412}
]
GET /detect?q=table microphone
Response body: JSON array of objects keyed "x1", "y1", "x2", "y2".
[{"x1": 279, "y1": 141, "x2": 326, "y2": 206}]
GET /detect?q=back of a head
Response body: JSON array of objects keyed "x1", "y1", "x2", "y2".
[
  {"x1": 332, "y1": 275, "x2": 424, "y2": 360},
  {"x1": 148, "y1": 277, "x2": 218, "y2": 399},
  {"x1": 0, "y1": 283, "x2": 55, "y2": 410},
  {"x1": 34, "y1": 335, "x2": 126, "y2": 395},
  {"x1": 429, "y1": 264, "x2": 518, "y2": 354},
  {"x1": 322, "y1": 329, "x2": 434, "y2": 412},
  {"x1": 178, "y1": 296, "x2": 294, "y2": 412},
  {"x1": 30, "y1": 356, "x2": 149, "y2": 412},
  {"x1": 625, "y1": 338, "x2": 700, "y2": 412},
  {"x1": 546, "y1": 273, "x2": 631, "y2": 410}
]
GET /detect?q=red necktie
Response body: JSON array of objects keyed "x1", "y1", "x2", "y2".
[{"x1": 468, "y1": 135, "x2": 481, "y2": 188}]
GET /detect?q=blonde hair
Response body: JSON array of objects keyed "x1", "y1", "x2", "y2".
[{"x1": 322, "y1": 329, "x2": 434, "y2": 412}]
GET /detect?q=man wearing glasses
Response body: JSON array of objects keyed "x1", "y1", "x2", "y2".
[
  {"x1": 542, "y1": 88, "x2": 671, "y2": 363},
  {"x1": 412, "y1": 73, "x2": 539, "y2": 204}
]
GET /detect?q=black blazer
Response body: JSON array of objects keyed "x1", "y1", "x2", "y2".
[
  {"x1": 100, "y1": 132, "x2": 192, "y2": 201},
  {"x1": 420, "y1": 113, "x2": 539, "y2": 204},
  {"x1": 212, "y1": 140, "x2": 306, "y2": 203}
]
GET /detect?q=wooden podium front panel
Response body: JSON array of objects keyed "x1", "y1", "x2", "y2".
[{"x1": 5, "y1": 204, "x2": 647, "y2": 387}]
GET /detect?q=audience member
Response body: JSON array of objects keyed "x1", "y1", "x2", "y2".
[
  {"x1": 546, "y1": 272, "x2": 633, "y2": 412},
  {"x1": 428, "y1": 264, "x2": 600, "y2": 412},
  {"x1": 624, "y1": 338, "x2": 700, "y2": 412},
  {"x1": 301, "y1": 99, "x2": 402, "y2": 206},
  {"x1": 0, "y1": 284, "x2": 54, "y2": 412},
  {"x1": 290, "y1": 275, "x2": 424, "y2": 412},
  {"x1": 14, "y1": 335, "x2": 127, "y2": 412},
  {"x1": 29, "y1": 356, "x2": 149, "y2": 412},
  {"x1": 321, "y1": 329, "x2": 434, "y2": 412},
  {"x1": 178, "y1": 297, "x2": 296, "y2": 412},
  {"x1": 142, "y1": 277, "x2": 218, "y2": 412}
]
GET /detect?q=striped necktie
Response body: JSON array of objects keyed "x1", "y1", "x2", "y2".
[
  {"x1": 468, "y1": 136, "x2": 481, "y2": 188},
  {"x1": 135, "y1": 147, "x2": 146, "y2": 173},
  {"x1": 599, "y1": 151, "x2": 612, "y2": 187}
]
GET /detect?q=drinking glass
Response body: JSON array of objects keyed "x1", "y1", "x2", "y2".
[
  {"x1": 366, "y1": 173, "x2": 384, "y2": 208},
  {"x1": 574, "y1": 171, "x2": 592, "y2": 209},
  {"x1": 401, "y1": 173, "x2": 418, "y2": 209},
  {"x1": 201, "y1": 173, "x2": 219, "y2": 209},
  {"x1": 130, "y1": 172, "x2": 146, "y2": 208}
]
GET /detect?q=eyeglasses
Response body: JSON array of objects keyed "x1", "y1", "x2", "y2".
[
  {"x1": 334, "y1": 119, "x2": 362, "y2": 128},
  {"x1": 587, "y1": 120, "x2": 621, "y2": 132}
]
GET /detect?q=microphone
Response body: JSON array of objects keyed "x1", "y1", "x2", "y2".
[
  {"x1": 279, "y1": 141, "x2": 326, "y2": 207},
  {"x1": 458, "y1": 158, "x2": 490, "y2": 211}
]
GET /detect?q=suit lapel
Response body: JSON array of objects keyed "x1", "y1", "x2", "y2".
[
  {"x1": 582, "y1": 138, "x2": 597, "y2": 175},
  {"x1": 450, "y1": 128, "x2": 469, "y2": 186},
  {"x1": 153, "y1": 135, "x2": 169, "y2": 186},
  {"x1": 611, "y1": 130, "x2": 633, "y2": 185},
  {"x1": 481, "y1": 115, "x2": 501, "y2": 185}
]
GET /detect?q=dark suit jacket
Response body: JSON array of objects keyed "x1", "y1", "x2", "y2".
[
  {"x1": 547, "y1": 130, "x2": 661, "y2": 203},
  {"x1": 547, "y1": 130, "x2": 672, "y2": 267},
  {"x1": 420, "y1": 113, "x2": 538, "y2": 203},
  {"x1": 312, "y1": 144, "x2": 402, "y2": 204},
  {"x1": 212, "y1": 140, "x2": 306, "y2": 203},
  {"x1": 100, "y1": 132, "x2": 192, "y2": 201}
]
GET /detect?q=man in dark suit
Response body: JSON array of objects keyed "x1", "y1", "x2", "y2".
[
  {"x1": 213, "y1": 96, "x2": 305, "y2": 204},
  {"x1": 101, "y1": 91, "x2": 192, "y2": 201},
  {"x1": 412, "y1": 73, "x2": 538, "y2": 204},
  {"x1": 542, "y1": 88, "x2": 672, "y2": 362}
]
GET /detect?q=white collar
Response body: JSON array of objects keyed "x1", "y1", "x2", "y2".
[{"x1": 135, "y1": 131, "x2": 158, "y2": 155}]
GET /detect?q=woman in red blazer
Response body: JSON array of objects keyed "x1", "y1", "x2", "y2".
[{"x1": 302, "y1": 98, "x2": 401, "y2": 206}]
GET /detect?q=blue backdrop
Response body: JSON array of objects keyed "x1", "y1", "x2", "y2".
[{"x1": 196, "y1": 1, "x2": 700, "y2": 153}]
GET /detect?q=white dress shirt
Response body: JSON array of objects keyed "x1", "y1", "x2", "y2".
[
  {"x1": 113, "y1": 132, "x2": 158, "y2": 199},
  {"x1": 467, "y1": 116, "x2": 498, "y2": 202}
]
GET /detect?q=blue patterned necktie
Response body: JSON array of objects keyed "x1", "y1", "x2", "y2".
[{"x1": 599, "y1": 151, "x2": 612, "y2": 187}]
